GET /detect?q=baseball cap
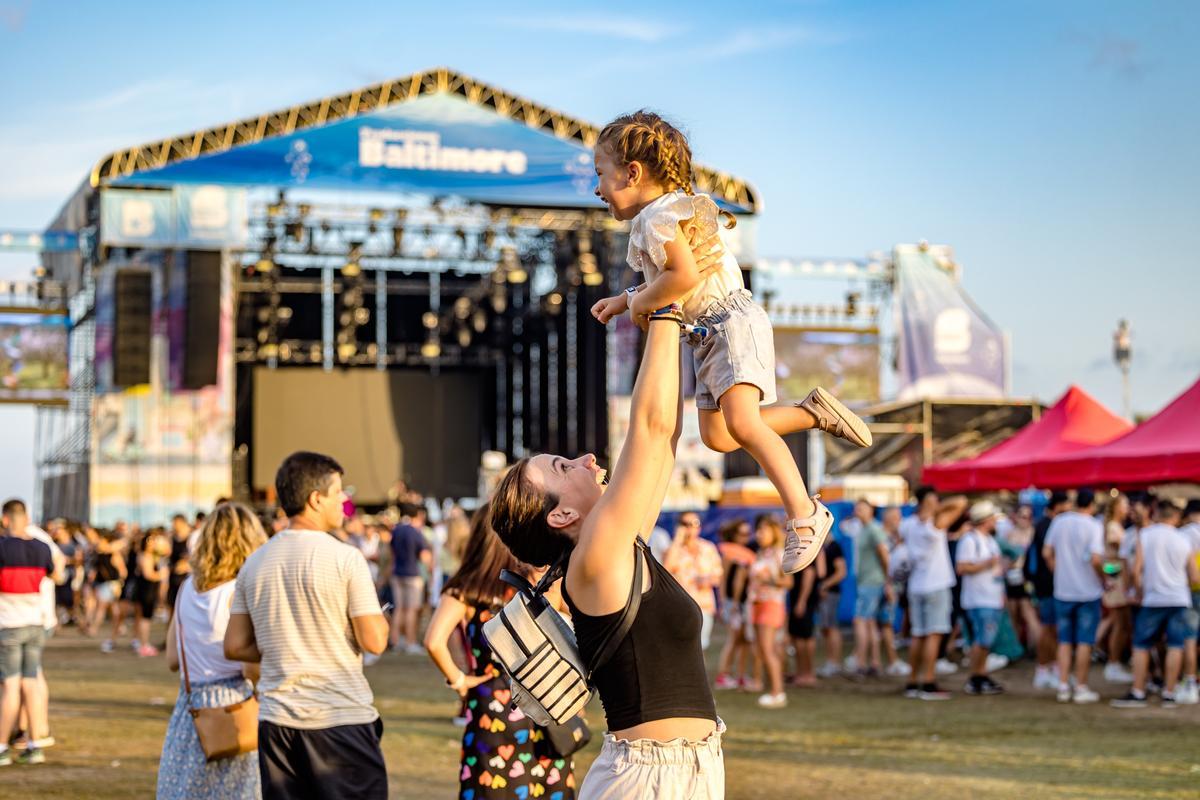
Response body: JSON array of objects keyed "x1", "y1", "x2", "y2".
[{"x1": 969, "y1": 500, "x2": 1003, "y2": 524}]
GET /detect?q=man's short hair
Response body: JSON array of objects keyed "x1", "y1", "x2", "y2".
[
  {"x1": 398, "y1": 501, "x2": 423, "y2": 520},
  {"x1": 1155, "y1": 498, "x2": 1183, "y2": 520},
  {"x1": 1183, "y1": 499, "x2": 1200, "y2": 518},
  {"x1": 2, "y1": 498, "x2": 26, "y2": 518},
  {"x1": 276, "y1": 451, "x2": 345, "y2": 517},
  {"x1": 1047, "y1": 490, "x2": 1071, "y2": 510},
  {"x1": 1075, "y1": 488, "x2": 1096, "y2": 509},
  {"x1": 172, "y1": 513, "x2": 188, "y2": 523},
  {"x1": 856, "y1": 498, "x2": 877, "y2": 513},
  {"x1": 913, "y1": 486, "x2": 937, "y2": 506}
]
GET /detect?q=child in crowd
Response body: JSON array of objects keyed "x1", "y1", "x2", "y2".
[
  {"x1": 589, "y1": 110, "x2": 871, "y2": 574},
  {"x1": 748, "y1": 516, "x2": 792, "y2": 708}
]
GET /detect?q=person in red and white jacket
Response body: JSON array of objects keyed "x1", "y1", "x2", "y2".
[{"x1": 0, "y1": 498, "x2": 63, "y2": 766}]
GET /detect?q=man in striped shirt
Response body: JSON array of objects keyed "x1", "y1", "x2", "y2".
[
  {"x1": 225, "y1": 452, "x2": 389, "y2": 799},
  {"x1": 0, "y1": 499, "x2": 62, "y2": 767}
]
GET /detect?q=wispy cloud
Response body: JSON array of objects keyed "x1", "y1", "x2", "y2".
[
  {"x1": 0, "y1": 0, "x2": 29, "y2": 33},
  {"x1": 493, "y1": 13, "x2": 677, "y2": 43},
  {"x1": 1063, "y1": 28, "x2": 1147, "y2": 80},
  {"x1": 76, "y1": 78, "x2": 192, "y2": 113}
]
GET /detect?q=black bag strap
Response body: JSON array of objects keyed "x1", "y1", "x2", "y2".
[{"x1": 585, "y1": 538, "x2": 648, "y2": 681}]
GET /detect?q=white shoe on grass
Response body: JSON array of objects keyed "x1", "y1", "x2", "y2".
[
  {"x1": 886, "y1": 661, "x2": 912, "y2": 677},
  {"x1": 1072, "y1": 686, "x2": 1100, "y2": 704},
  {"x1": 985, "y1": 654, "x2": 1009, "y2": 673},
  {"x1": 1104, "y1": 662, "x2": 1134, "y2": 683},
  {"x1": 757, "y1": 692, "x2": 788, "y2": 709},
  {"x1": 935, "y1": 658, "x2": 958, "y2": 676}
]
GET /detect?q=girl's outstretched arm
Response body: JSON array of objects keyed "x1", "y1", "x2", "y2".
[{"x1": 630, "y1": 226, "x2": 702, "y2": 314}]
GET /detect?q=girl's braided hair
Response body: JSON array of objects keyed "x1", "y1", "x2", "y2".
[{"x1": 597, "y1": 110, "x2": 736, "y2": 229}]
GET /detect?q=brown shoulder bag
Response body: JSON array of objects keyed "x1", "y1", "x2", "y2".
[{"x1": 176, "y1": 598, "x2": 259, "y2": 761}]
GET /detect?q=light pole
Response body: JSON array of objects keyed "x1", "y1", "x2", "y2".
[{"x1": 1113, "y1": 319, "x2": 1132, "y2": 420}]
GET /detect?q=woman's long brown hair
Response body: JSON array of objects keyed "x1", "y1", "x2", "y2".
[{"x1": 441, "y1": 507, "x2": 527, "y2": 609}]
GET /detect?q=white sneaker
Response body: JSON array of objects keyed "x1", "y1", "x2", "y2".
[
  {"x1": 404, "y1": 643, "x2": 425, "y2": 656},
  {"x1": 757, "y1": 692, "x2": 788, "y2": 709},
  {"x1": 843, "y1": 654, "x2": 858, "y2": 672},
  {"x1": 100, "y1": 639, "x2": 114, "y2": 654},
  {"x1": 1174, "y1": 681, "x2": 1199, "y2": 705},
  {"x1": 1104, "y1": 662, "x2": 1134, "y2": 684},
  {"x1": 1056, "y1": 684, "x2": 1073, "y2": 703},
  {"x1": 935, "y1": 658, "x2": 959, "y2": 676},
  {"x1": 1072, "y1": 686, "x2": 1100, "y2": 704},
  {"x1": 886, "y1": 660, "x2": 912, "y2": 677},
  {"x1": 985, "y1": 654, "x2": 1009, "y2": 673},
  {"x1": 816, "y1": 660, "x2": 840, "y2": 678},
  {"x1": 362, "y1": 653, "x2": 381, "y2": 667}
]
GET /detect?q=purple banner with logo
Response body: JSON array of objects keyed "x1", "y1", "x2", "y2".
[{"x1": 895, "y1": 246, "x2": 1007, "y2": 400}]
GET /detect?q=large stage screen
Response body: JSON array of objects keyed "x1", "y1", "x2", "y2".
[
  {"x1": 774, "y1": 327, "x2": 881, "y2": 407},
  {"x1": 252, "y1": 368, "x2": 483, "y2": 503},
  {"x1": 0, "y1": 310, "x2": 69, "y2": 404}
]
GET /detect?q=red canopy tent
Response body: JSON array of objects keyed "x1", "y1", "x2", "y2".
[
  {"x1": 1032, "y1": 376, "x2": 1200, "y2": 488},
  {"x1": 922, "y1": 386, "x2": 1131, "y2": 491}
]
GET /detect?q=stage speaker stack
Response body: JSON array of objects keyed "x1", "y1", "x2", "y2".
[
  {"x1": 113, "y1": 270, "x2": 152, "y2": 387},
  {"x1": 182, "y1": 250, "x2": 221, "y2": 389}
]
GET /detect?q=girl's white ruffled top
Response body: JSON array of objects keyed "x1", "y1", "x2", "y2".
[{"x1": 626, "y1": 191, "x2": 745, "y2": 323}]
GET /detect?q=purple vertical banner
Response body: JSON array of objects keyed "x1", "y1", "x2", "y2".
[
  {"x1": 166, "y1": 250, "x2": 188, "y2": 390},
  {"x1": 895, "y1": 246, "x2": 1007, "y2": 400},
  {"x1": 93, "y1": 266, "x2": 115, "y2": 393}
]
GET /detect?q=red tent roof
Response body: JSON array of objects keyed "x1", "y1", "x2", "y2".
[
  {"x1": 922, "y1": 386, "x2": 1132, "y2": 491},
  {"x1": 1032, "y1": 376, "x2": 1200, "y2": 488}
]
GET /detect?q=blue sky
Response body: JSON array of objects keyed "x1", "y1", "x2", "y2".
[{"x1": 1, "y1": 0, "x2": 1197, "y2": 508}]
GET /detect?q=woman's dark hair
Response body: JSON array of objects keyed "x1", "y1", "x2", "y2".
[
  {"x1": 442, "y1": 508, "x2": 526, "y2": 608},
  {"x1": 718, "y1": 518, "x2": 748, "y2": 543},
  {"x1": 275, "y1": 451, "x2": 344, "y2": 517},
  {"x1": 489, "y1": 458, "x2": 575, "y2": 568}
]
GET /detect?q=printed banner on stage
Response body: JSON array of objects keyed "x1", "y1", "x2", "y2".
[
  {"x1": 0, "y1": 311, "x2": 69, "y2": 403},
  {"x1": 774, "y1": 327, "x2": 880, "y2": 407},
  {"x1": 100, "y1": 186, "x2": 248, "y2": 247},
  {"x1": 609, "y1": 395, "x2": 723, "y2": 511},
  {"x1": 895, "y1": 246, "x2": 1007, "y2": 400},
  {"x1": 110, "y1": 94, "x2": 752, "y2": 213}
]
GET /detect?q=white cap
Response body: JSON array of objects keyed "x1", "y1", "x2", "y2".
[{"x1": 969, "y1": 500, "x2": 1003, "y2": 525}]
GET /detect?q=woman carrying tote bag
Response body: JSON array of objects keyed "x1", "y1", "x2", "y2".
[{"x1": 157, "y1": 503, "x2": 267, "y2": 800}]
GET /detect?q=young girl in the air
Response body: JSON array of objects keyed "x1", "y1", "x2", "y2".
[{"x1": 590, "y1": 110, "x2": 871, "y2": 573}]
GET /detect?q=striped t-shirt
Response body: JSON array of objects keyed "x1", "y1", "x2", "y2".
[{"x1": 231, "y1": 529, "x2": 383, "y2": 729}]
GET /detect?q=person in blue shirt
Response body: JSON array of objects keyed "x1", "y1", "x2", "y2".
[{"x1": 389, "y1": 502, "x2": 431, "y2": 654}]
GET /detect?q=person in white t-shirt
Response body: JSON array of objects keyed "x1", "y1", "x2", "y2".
[
  {"x1": 956, "y1": 502, "x2": 1007, "y2": 696},
  {"x1": 1043, "y1": 489, "x2": 1105, "y2": 703},
  {"x1": 1112, "y1": 500, "x2": 1200, "y2": 708},
  {"x1": 1177, "y1": 499, "x2": 1200, "y2": 703},
  {"x1": 900, "y1": 486, "x2": 968, "y2": 700}
]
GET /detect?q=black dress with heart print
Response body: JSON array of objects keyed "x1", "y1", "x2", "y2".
[{"x1": 458, "y1": 602, "x2": 578, "y2": 800}]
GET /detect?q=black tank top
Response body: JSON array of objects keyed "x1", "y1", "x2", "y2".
[{"x1": 564, "y1": 543, "x2": 717, "y2": 731}]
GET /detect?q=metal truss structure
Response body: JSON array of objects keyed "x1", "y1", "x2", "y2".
[{"x1": 90, "y1": 67, "x2": 761, "y2": 213}]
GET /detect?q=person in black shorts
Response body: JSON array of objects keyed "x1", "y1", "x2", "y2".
[
  {"x1": 130, "y1": 528, "x2": 170, "y2": 657},
  {"x1": 787, "y1": 549, "x2": 826, "y2": 686},
  {"x1": 166, "y1": 514, "x2": 193, "y2": 615}
]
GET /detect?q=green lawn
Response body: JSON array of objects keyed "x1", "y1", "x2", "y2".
[{"x1": 14, "y1": 626, "x2": 1200, "y2": 799}]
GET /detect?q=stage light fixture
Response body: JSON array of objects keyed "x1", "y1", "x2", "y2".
[
  {"x1": 277, "y1": 306, "x2": 293, "y2": 321},
  {"x1": 369, "y1": 208, "x2": 386, "y2": 222},
  {"x1": 472, "y1": 310, "x2": 488, "y2": 333},
  {"x1": 392, "y1": 225, "x2": 405, "y2": 256},
  {"x1": 457, "y1": 328, "x2": 471, "y2": 348},
  {"x1": 258, "y1": 343, "x2": 279, "y2": 360},
  {"x1": 507, "y1": 267, "x2": 528, "y2": 284},
  {"x1": 492, "y1": 291, "x2": 507, "y2": 314},
  {"x1": 421, "y1": 336, "x2": 441, "y2": 359},
  {"x1": 547, "y1": 292, "x2": 563, "y2": 306},
  {"x1": 337, "y1": 342, "x2": 358, "y2": 362},
  {"x1": 279, "y1": 343, "x2": 292, "y2": 360},
  {"x1": 582, "y1": 271, "x2": 604, "y2": 287},
  {"x1": 453, "y1": 297, "x2": 471, "y2": 319},
  {"x1": 286, "y1": 221, "x2": 304, "y2": 242},
  {"x1": 353, "y1": 307, "x2": 370, "y2": 325},
  {"x1": 257, "y1": 307, "x2": 271, "y2": 323},
  {"x1": 422, "y1": 311, "x2": 439, "y2": 329}
]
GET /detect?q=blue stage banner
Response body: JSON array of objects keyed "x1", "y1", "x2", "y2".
[
  {"x1": 0, "y1": 230, "x2": 79, "y2": 253},
  {"x1": 174, "y1": 185, "x2": 248, "y2": 247},
  {"x1": 895, "y1": 245, "x2": 1008, "y2": 400},
  {"x1": 110, "y1": 94, "x2": 751, "y2": 213},
  {"x1": 100, "y1": 189, "x2": 174, "y2": 246}
]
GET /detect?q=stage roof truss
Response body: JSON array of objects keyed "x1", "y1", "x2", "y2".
[{"x1": 90, "y1": 67, "x2": 761, "y2": 213}]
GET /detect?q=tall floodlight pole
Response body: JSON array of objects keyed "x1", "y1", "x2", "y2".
[{"x1": 1113, "y1": 319, "x2": 1132, "y2": 420}]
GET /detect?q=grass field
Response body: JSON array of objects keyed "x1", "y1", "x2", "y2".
[{"x1": 11, "y1": 626, "x2": 1200, "y2": 799}]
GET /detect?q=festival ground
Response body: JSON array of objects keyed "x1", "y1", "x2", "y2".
[{"x1": 17, "y1": 625, "x2": 1198, "y2": 800}]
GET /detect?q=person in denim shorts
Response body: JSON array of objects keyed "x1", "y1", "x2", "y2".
[
  {"x1": 0, "y1": 499, "x2": 61, "y2": 767},
  {"x1": 1044, "y1": 490, "x2": 1104, "y2": 704},
  {"x1": 1112, "y1": 500, "x2": 1200, "y2": 708}
]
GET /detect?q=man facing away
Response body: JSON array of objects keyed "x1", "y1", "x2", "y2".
[
  {"x1": 1177, "y1": 499, "x2": 1200, "y2": 703},
  {"x1": 1112, "y1": 499, "x2": 1200, "y2": 708},
  {"x1": 1043, "y1": 488, "x2": 1104, "y2": 704},
  {"x1": 388, "y1": 501, "x2": 432, "y2": 654},
  {"x1": 901, "y1": 487, "x2": 968, "y2": 700},
  {"x1": 224, "y1": 452, "x2": 389, "y2": 799},
  {"x1": 0, "y1": 499, "x2": 62, "y2": 767}
]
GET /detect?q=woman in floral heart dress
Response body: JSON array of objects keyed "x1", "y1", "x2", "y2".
[{"x1": 425, "y1": 508, "x2": 577, "y2": 800}]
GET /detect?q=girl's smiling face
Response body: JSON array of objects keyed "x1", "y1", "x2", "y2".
[{"x1": 594, "y1": 145, "x2": 645, "y2": 222}]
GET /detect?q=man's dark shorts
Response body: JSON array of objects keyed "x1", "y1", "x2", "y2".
[{"x1": 259, "y1": 717, "x2": 387, "y2": 799}]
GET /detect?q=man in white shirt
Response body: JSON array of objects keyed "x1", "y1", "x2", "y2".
[
  {"x1": 900, "y1": 486, "x2": 968, "y2": 700},
  {"x1": 224, "y1": 452, "x2": 389, "y2": 799},
  {"x1": 956, "y1": 502, "x2": 1007, "y2": 696},
  {"x1": 1178, "y1": 499, "x2": 1200, "y2": 703},
  {"x1": 1112, "y1": 499, "x2": 1200, "y2": 708},
  {"x1": 1043, "y1": 489, "x2": 1105, "y2": 703}
]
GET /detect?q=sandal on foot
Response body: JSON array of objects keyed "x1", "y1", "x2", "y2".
[
  {"x1": 798, "y1": 387, "x2": 872, "y2": 447},
  {"x1": 783, "y1": 496, "x2": 834, "y2": 574}
]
